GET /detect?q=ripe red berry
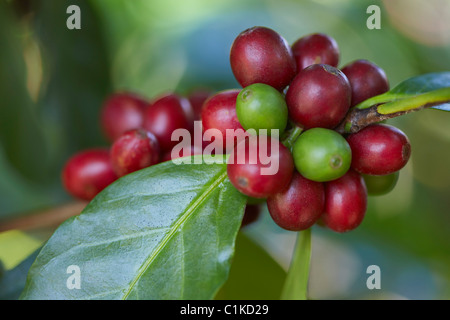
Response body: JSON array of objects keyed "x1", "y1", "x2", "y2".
[
  {"x1": 341, "y1": 59, "x2": 389, "y2": 106},
  {"x1": 286, "y1": 64, "x2": 351, "y2": 129},
  {"x1": 187, "y1": 88, "x2": 212, "y2": 120},
  {"x1": 143, "y1": 93, "x2": 194, "y2": 152},
  {"x1": 291, "y1": 33, "x2": 339, "y2": 71},
  {"x1": 267, "y1": 172, "x2": 325, "y2": 231},
  {"x1": 227, "y1": 136, "x2": 294, "y2": 198},
  {"x1": 110, "y1": 129, "x2": 160, "y2": 177},
  {"x1": 230, "y1": 26, "x2": 296, "y2": 91},
  {"x1": 347, "y1": 124, "x2": 411, "y2": 175},
  {"x1": 62, "y1": 149, "x2": 117, "y2": 201},
  {"x1": 321, "y1": 169, "x2": 367, "y2": 233},
  {"x1": 101, "y1": 92, "x2": 147, "y2": 142},
  {"x1": 241, "y1": 204, "x2": 262, "y2": 228},
  {"x1": 201, "y1": 89, "x2": 243, "y2": 152}
]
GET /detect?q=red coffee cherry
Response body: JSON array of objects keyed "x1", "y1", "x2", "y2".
[
  {"x1": 143, "y1": 93, "x2": 194, "y2": 152},
  {"x1": 101, "y1": 92, "x2": 147, "y2": 142},
  {"x1": 230, "y1": 26, "x2": 296, "y2": 91},
  {"x1": 110, "y1": 129, "x2": 160, "y2": 177},
  {"x1": 241, "y1": 204, "x2": 262, "y2": 228},
  {"x1": 347, "y1": 124, "x2": 411, "y2": 175},
  {"x1": 286, "y1": 64, "x2": 351, "y2": 129},
  {"x1": 267, "y1": 172, "x2": 325, "y2": 231},
  {"x1": 291, "y1": 33, "x2": 339, "y2": 71},
  {"x1": 187, "y1": 88, "x2": 212, "y2": 120},
  {"x1": 62, "y1": 149, "x2": 117, "y2": 201},
  {"x1": 227, "y1": 136, "x2": 294, "y2": 198},
  {"x1": 201, "y1": 89, "x2": 243, "y2": 151},
  {"x1": 341, "y1": 59, "x2": 389, "y2": 106},
  {"x1": 321, "y1": 169, "x2": 367, "y2": 233}
]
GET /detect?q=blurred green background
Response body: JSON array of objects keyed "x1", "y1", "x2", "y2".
[{"x1": 0, "y1": 0, "x2": 449, "y2": 300}]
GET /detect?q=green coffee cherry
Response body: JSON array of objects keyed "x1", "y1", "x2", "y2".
[
  {"x1": 236, "y1": 83, "x2": 288, "y2": 135},
  {"x1": 362, "y1": 172, "x2": 399, "y2": 196},
  {"x1": 293, "y1": 128, "x2": 351, "y2": 182}
]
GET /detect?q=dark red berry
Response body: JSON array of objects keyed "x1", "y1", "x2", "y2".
[
  {"x1": 286, "y1": 64, "x2": 351, "y2": 129},
  {"x1": 227, "y1": 136, "x2": 294, "y2": 198},
  {"x1": 230, "y1": 26, "x2": 296, "y2": 91},
  {"x1": 201, "y1": 89, "x2": 243, "y2": 152},
  {"x1": 341, "y1": 59, "x2": 389, "y2": 106},
  {"x1": 101, "y1": 92, "x2": 147, "y2": 142},
  {"x1": 321, "y1": 169, "x2": 367, "y2": 233},
  {"x1": 187, "y1": 88, "x2": 212, "y2": 120},
  {"x1": 110, "y1": 129, "x2": 160, "y2": 177},
  {"x1": 291, "y1": 33, "x2": 339, "y2": 71},
  {"x1": 347, "y1": 124, "x2": 411, "y2": 175},
  {"x1": 143, "y1": 93, "x2": 194, "y2": 152},
  {"x1": 62, "y1": 149, "x2": 117, "y2": 201},
  {"x1": 241, "y1": 204, "x2": 262, "y2": 228},
  {"x1": 267, "y1": 172, "x2": 325, "y2": 231}
]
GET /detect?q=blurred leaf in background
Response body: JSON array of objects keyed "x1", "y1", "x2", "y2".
[
  {"x1": 0, "y1": 1, "x2": 48, "y2": 183},
  {"x1": 0, "y1": 0, "x2": 112, "y2": 219},
  {"x1": 32, "y1": 0, "x2": 112, "y2": 179},
  {"x1": 0, "y1": 248, "x2": 40, "y2": 300},
  {"x1": 216, "y1": 232, "x2": 286, "y2": 300}
]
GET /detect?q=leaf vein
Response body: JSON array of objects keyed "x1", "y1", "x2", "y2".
[{"x1": 121, "y1": 169, "x2": 228, "y2": 300}]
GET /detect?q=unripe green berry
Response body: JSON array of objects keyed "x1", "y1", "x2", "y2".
[
  {"x1": 236, "y1": 83, "x2": 288, "y2": 135},
  {"x1": 292, "y1": 128, "x2": 351, "y2": 182},
  {"x1": 362, "y1": 172, "x2": 399, "y2": 196}
]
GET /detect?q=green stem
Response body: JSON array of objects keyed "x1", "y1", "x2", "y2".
[
  {"x1": 336, "y1": 87, "x2": 450, "y2": 134},
  {"x1": 282, "y1": 125, "x2": 303, "y2": 151},
  {"x1": 280, "y1": 228, "x2": 312, "y2": 300}
]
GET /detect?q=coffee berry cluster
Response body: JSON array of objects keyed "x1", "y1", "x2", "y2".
[{"x1": 62, "y1": 26, "x2": 411, "y2": 233}]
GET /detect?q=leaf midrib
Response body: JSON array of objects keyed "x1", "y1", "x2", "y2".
[{"x1": 121, "y1": 169, "x2": 228, "y2": 300}]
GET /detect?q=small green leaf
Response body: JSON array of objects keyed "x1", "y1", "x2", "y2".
[
  {"x1": 355, "y1": 72, "x2": 450, "y2": 112},
  {"x1": 20, "y1": 156, "x2": 247, "y2": 300},
  {"x1": 378, "y1": 88, "x2": 450, "y2": 114},
  {"x1": 280, "y1": 229, "x2": 311, "y2": 300}
]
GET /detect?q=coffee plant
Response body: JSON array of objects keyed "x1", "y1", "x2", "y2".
[{"x1": 7, "y1": 24, "x2": 450, "y2": 300}]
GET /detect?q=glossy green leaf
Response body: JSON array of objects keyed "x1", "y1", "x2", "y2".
[
  {"x1": 20, "y1": 157, "x2": 247, "y2": 300},
  {"x1": 355, "y1": 72, "x2": 450, "y2": 112},
  {"x1": 390, "y1": 72, "x2": 450, "y2": 96},
  {"x1": 216, "y1": 232, "x2": 286, "y2": 300},
  {"x1": 280, "y1": 229, "x2": 311, "y2": 300}
]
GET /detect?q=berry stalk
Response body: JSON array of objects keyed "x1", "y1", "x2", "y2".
[
  {"x1": 282, "y1": 124, "x2": 303, "y2": 151},
  {"x1": 335, "y1": 87, "x2": 450, "y2": 134},
  {"x1": 280, "y1": 228, "x2": 312, "y2": 300}
]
